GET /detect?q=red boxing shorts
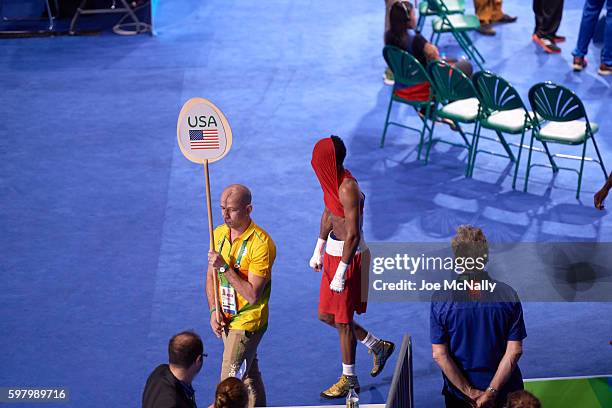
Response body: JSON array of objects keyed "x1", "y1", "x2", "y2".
[{"x1": 319, "y1": 233, "x2": 368, "y2": 324}]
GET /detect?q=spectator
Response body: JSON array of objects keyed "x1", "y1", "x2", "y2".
[
  {"x1": 474, "y1": 0, "x2": 517, "y2": 36},
  {"x1": 383, "y1": 0, "x2": 403, "y2": 85},
  {"x1": 572, "y1": 0, "x2": 611, "y2": 76},
  {"x1": 532, "y1": 0, "x2": 565, "y2": 53},
  {"x1": 503, "y1": 390, "x2": 541, "y2": 408},
  {"x1": 384, "y1": 1, "x2": 473, "y2": 129},
  {"x1": 214, "y1": 377, "x2": 249, "y2": 408},
  {"x1": 142, "y1": 331, "x2": 205, "y2": 408},
  {"x1": 431, "y1": 226, "x2": 527, "y2": 408}
]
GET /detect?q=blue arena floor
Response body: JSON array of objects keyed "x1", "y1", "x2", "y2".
[{"x1": 1, "y1": 1, "x2": 611, "y2": 407}]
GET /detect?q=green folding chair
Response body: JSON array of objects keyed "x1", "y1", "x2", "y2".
[
  {"x1": 527, "y1": 82, "x2": 607, "y2": 199},
  {"x1": 472, "y1": 71, "x2": 557, "y2": 187},
  {"x1": 428, "y1": 0, "x2": 485, "y2": 70},
  {"x1": 380, "y1": 46, "x2": 436, "y2": 160},
  {"x1": 416, "y1": 0, "x2": 465, "y2": 33},
  {"x1": 425, "y1": 59, "x2": 476, "y2": 169}
]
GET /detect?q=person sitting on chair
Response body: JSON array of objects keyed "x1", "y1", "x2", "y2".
[{"x1": 384, "y1": 1, "x2": 473, "y2": 129}]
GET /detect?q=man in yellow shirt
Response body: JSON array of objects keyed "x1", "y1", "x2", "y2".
[{"x1": 207, "y1": 184, "x2": 276, "y2": 407}]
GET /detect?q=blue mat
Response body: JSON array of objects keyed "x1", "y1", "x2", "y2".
[{"x1": 1, "y1": 1, "x2": 611, "y2": 407}]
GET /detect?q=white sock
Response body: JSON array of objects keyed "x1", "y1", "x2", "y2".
[
  {"x1": 361, "y1": 332, "x2": 380, "y2": 350},
  {"x1": 342, "y1": 363, "x2": 356, "y2": 377}
]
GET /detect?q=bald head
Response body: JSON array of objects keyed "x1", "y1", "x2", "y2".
[
  {"x1": 220, "y1": 184, "x2": 253, "y2": 231},
  {"x1": 221, "y1": 184, "x2": 252, "y2": 207}
]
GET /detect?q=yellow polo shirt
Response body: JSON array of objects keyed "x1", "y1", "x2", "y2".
[{"x1": 213, "y1": 221, "x2": 275, "y2": 331}]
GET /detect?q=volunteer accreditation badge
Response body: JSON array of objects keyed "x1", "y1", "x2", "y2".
[{"x1": 219, "y1": 276, "x2": 238, "y2": 316}]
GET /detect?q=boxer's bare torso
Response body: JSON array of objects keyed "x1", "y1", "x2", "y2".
[{"x1": 322, "y1": 177, "x2": 364, "y2": 242}]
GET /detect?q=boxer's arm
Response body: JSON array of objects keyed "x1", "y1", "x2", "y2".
[
  {"x1": 339, "y1": 181, "x2": 361, "y2": 264},
  {"x1": 223, "y1": 269, "x2": 267, "y2": 305},
  {"x1": 319, "y1": 207, "x2": 333, "y2": 239}
]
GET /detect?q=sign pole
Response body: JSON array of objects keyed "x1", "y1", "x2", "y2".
[{"x1": 204, "y1": 159, "x2": 222, "y2": 324}]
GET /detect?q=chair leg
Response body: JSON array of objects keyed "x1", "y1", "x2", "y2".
[
  {"x1": 540, "y1": 141, "x2": 559, "y2": 172},
  {"x1": 417, "y1": 104, "x2": 432, "y2": 160},
  {"x1": 576, "y1": 142, "x2": 588, "y2": 199},
  {"x1": 45, "y1": 0, "x2": 53, "y2": 30},
  {"x1": 70, "y1": 0, "x2": 89, "y2": 34},
  {"x1": 591, "y1": 135, "x2": 608, "y2": 179},
  {"x1": 495, "y1": 130, "x2": 516, "y2": 162},
  {"x1": 453, "y1": 32, "x2": 481, "y2": 70},
  {"x1": 416, "y1": 14, "x2": 425, "y2": 33},
  {"x1": 432, "y1": 31, "x2": 441, "y2": 45},
  {"x1": 467, "y1": 122, "x2": 481, "y2": 177},
  {"x1": 512, "y1": 128, "x2": 526, "y2": 189},
  {"x1": 424, "y1": 113, "x2": 438, "y2": 165},
  {"x1": 462, "y1": 32, "x2": 486, "y2": 64},
  {"x1": 380, "y1": 97, "x2": 394, "y2": 148},
  {"x1": 523, "y1": 130, "x2": 536, "y2": 192},
  {"x1": 456, "y1": 31, "x2": 486, "y2": 69},
  {"x1": 456, "y1": 124, "x2": 471, "y2": 147}
]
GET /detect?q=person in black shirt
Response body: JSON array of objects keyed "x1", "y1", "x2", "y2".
[{"x1": 142, "y1": 331, "x2": 206, "y2": 408}]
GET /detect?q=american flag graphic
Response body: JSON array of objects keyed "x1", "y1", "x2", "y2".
[{"x1": 189, "y1": 129, "x2": 220, "y2": 150}]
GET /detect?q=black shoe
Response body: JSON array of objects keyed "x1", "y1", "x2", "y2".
[
  {"x1": 497, "y1": 14, "x2": 517, "y2": 23},
  {"x1": 478, "y1": 23, "x2": 496, "y2": 36}
]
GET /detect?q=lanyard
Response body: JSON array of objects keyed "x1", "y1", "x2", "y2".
[{"x1": 218, "y1": 235, "x2": 249, "y2": 270}]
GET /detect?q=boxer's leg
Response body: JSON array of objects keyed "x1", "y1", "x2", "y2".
[
  {"x1": 336, "y1": 322, "x2": 357, "y2": 364},
  {"x1": 350, "y1": 320, "x2": 395, "y2": 377},
  {"x1": 320, "y1": 322, "x2": 360, "y2": 399},
  {"x1": 318, "y1": 312, "x2": 336, "y2": 327}
]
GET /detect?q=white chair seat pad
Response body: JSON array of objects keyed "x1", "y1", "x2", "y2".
[
  {"x1": 482, "y1": 108, "x2": 532, "y2": 133},
  {"x1": 538, "y1": 120, "x2": 598, "y2": 143},
  {"x1": 440, "y1": 97, "x2": 479, "y2": 122}
]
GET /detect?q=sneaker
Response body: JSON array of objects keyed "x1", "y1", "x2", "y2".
[
  {"x1": 552, "y1": 35, "x2": 566, "y2": 43},
  {"x1": 497, "y1": 14, "x2": 517, "y2": 23},
  {"x1": 572, "y1": 56, "x2": 587, "y2": 72},
  {"x1": 320, "y1": 375, "x2": 360, "y2": 399},
  {"x1": 383, "y1": 67, "x2": 395, "y2": 86},
  {"x1": 369, "y1": 340, "x2": 395, "y2": 377},
  {"x1": 598, "y1": 64, "x2": 612, "y2": 76},
  {"x1": 532, "y1": 34, "x2": 561, "y2": 54},
  {"x1": 478, "y1": 23, "x2": 496, "y2": 36}
]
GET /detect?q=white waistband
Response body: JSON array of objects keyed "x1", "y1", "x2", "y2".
[{"x1": 325, "y1": 233, "x2": 369, "y2": 257}]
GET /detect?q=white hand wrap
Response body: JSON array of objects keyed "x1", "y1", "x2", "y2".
[
  {"x1": 329, "y1": 261, "x2": 348, "y2": 292},
  {"x1": 309, "y1": 238, "x2": 326, "y2": 269}
]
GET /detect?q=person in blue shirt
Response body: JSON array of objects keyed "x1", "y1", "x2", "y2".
[{"x1": 430, "y1": 225, "x2": 526, "y2": 408}]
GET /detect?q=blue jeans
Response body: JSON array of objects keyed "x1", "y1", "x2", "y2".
[{"x1": 572, "y1": 0, "x2": 612, "y2": 65}]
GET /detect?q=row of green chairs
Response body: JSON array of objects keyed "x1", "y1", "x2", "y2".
[
  {"x1": 381, "y1": 45, "x2": 608, "y2": 198},
  {"x1": 416, "y1": 0, "x2": 485, "y2": 70},
  {"x1": 416, "y1": 0, "x2": 465, "y2": 33}
]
